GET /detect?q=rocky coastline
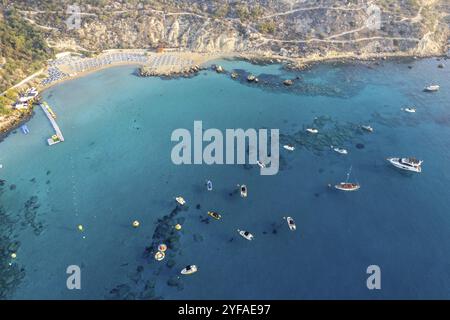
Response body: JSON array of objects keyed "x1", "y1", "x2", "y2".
[{"x1": 0, "y1": 49, "x2": 448, "y2": 142}]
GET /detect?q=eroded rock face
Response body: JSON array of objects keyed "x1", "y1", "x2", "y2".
[{"x1": 10, "y1": 1, "x2": 450, "y2": 59}]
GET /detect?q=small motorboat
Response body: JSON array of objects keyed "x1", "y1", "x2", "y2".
[
  {"x1": 207, "y1": 211, "x2": 222, "y2": 220},
  {"x1": 239, "y1": 184, "x2": 248, "y2": 198},
  {"x1": 247, "y1": 74, "x2": 256, "y2": 82},
  {"x1": 237, "y1": 229, "x2": 254, "y2": 241},
  {"x1": 331, "y1": 146, "x2": 348, "y2": 155},
  {"x1": 335, "y1": 166, "x2": 360, "y2": 191},
  {"x1": 424, "y1": 85, "x2": 440, "y2": 92},
  {"x1": 257, "y1": 160, "x2": 266, "y2": 168},
  {"x1": 285, "y1": 217, "x2": 296, "y2": 231},
  {"x1": 306, "y1": 128, "x2": 318, "y2": 134},
  {"x1": 181, "y1": 265, "x2": 198, "y2": 275},
  {"x1": 206, "y1": 180, "x2": 213, "y2": 191},
  {"x1": 175, "y1": 196, "x2": 186, "y2": 205},
  {"x1": 387, "y1": 157, "x2": 422, "y2": 173},
  {"x1": 283, "y1": 144, "x2": 295, "y2": 151},
  {"x1": 361, "y1": 125, "x2": 374, "y2": 133},
  {"x1": 402, "y1": 107, "x2": 416, "y2": 113}
]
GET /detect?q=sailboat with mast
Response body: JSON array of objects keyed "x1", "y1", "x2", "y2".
[{"x1": 335, "y1": 166, "x2": 360, "y2": 191}]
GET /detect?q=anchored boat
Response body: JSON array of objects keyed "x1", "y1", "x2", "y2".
[
  {"x1": 424, "y1": 85, "x2": 440, "y2": 92},
  {"x1": 285, "y1": 217, "x2": 296, "y2": 231},
  {"x1": 175, "y1": 196, "x2": 186, "y2": 205},
  {"x1": 335, "y1": 166, "x2": 360, "y2": 191},
  {"x1": 283, "y1": 144, "x2": 295, "y2": 151},
  {"x1": 331, "y1": 146, "x2": 348, "y2": 155},
  {"x1": 207, "y1": 211, "x2": 222, "y2": 220},
  {"x1": 239, "y1": 184, "x2": 248, "y2": 198},
  {"x1": 361, "y1": 125, "x2": 374, "y2": 132},
  {"x1": 387, "y1": 157, "x2": 423, "y2": 173},
  {"x1": 237, "y1": 229, "x2": 254, "y2": 241},
  {"x1": 403, "y1": 107, "x2": 416, "y2": 113},
  {"x1": 306, "y1": 128, "x2": 318, "y2": 134},
  {"x1": 181, "y1": 265, "x2": 198, "y2": 275}
]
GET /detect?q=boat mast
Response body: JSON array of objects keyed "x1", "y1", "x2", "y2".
[{"x1": 346, "y1": 165, "x2": 352, "y2": 183}]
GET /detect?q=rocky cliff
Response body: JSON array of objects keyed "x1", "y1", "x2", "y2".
[{"x1": 4, "y1": 0, "x2": 450, "y2": 61}]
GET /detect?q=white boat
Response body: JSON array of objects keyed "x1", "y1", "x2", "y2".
[
  {"x1": 247, "y1": 74, "x2": 256, "y2": 82},
  {"x1": 285, "y1": 217, "x2": 296, "y2": 231},
  {"x1": 331, "y1": 146, "x2": 348, "y2": 155},
  {"x1": 306, "y1": 128, "x2": 318, "y2": 134},
  {"x1": 403, "y1": 107, "x2": 416, "y2": 113},
  {"x1": 283, "y1": 144, "x2": 295, "y2": 151},
  {"x1": 239, "y1": 184, "x2": 248, "y2": 198},
  {"x1": 335, "y1": 182, "x2": 360, "y2": 191},
  {"x1": 335, "y1": 166, "x2": 360, "y2": 191},
  {"x1": 175, "y1": 196, "x2": 186, "y2": 205},
  {"x1": 206, "y1": 180, "x2": 213, "y2": 191},
  {"x1": 361, "y1": 125, "x2": 374, "y2": 133},
  {"x1": 424, "y1": 85, "x2": 440, "y2": 92},
  {"x1": 387, "y1": 157, "x2": 423, "y2": 173},
  {"x1": 181, "y1": 265, "x2": 198, "y2": 275},
  {"x1": 237, "y1": 229, "x2": 254, "y2": 241}
]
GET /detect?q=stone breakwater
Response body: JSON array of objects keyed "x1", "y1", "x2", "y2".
[{"x1": 138, "y1": 64, "x2": 204, "y2": 78}]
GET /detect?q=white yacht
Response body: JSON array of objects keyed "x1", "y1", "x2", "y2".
[
  {"x1": 403, "y1": 107, "x2": 416, "y2": 113},
  {"x1": 361, "y1": 125, "x2": 374, "y2": 133},
  {"x1": 285, "y1": 217, "x2": 296, "y2": 231},
  {"x1": 283, "y1": 144, "x2": 295, "y2": 151},
  {"x1": 424, "y1": 85, "x2": 440, "y2": 92},
  {"x1": 175, "y1": 196, "x2": 186, "y2": 205},
  {"x1": 237, "y1": 229, "x2": 254, "y2": 241},
  {"x1": 331, "y1": 146, "x2": 348, "y2": 155},
  {"x1": 387, "y1": 157, "x2": 423, "y2": 173},
  {"x1": 181, "y1": 265, "x2": 198, "y2": 275},
  {"x1": 239, "y1": 184, "x2": 248, "y2": 198},
  {"x1": 306, "y1": 128, "x2": 318, "y2": 134}
]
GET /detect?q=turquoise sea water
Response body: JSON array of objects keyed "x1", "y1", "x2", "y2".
[{"x1": 1, "y1": 58, "x2": 450, "y2": 299}]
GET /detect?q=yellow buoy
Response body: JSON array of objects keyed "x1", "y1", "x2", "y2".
[
  {"x1": 175, "y1": 224, "x2": 182, "y2": 230},
  {"x1": 77, "y1": 225, "x2": 84, "y2": 232},
  {"x1": 132, "y1": 220, "x2": 140, "y2": 228},
  {"x1": 154, "y1": 251, "x2": 165, "y2": 261},
  {"x1": 158, "y1": 244, "x2": 167, "y2": 252},
  {"x1": 11, "y1": 253, "x2": 17, "y2": 259}
]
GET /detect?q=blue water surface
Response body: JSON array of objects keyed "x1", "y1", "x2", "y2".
[{"x1": 0, "y1": 58, "x2": 450, "y2": 299}]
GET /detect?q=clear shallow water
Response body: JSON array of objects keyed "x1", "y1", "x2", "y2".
[{"x1": 0, "y1": 58, "x2": 450, "y2": 299}]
